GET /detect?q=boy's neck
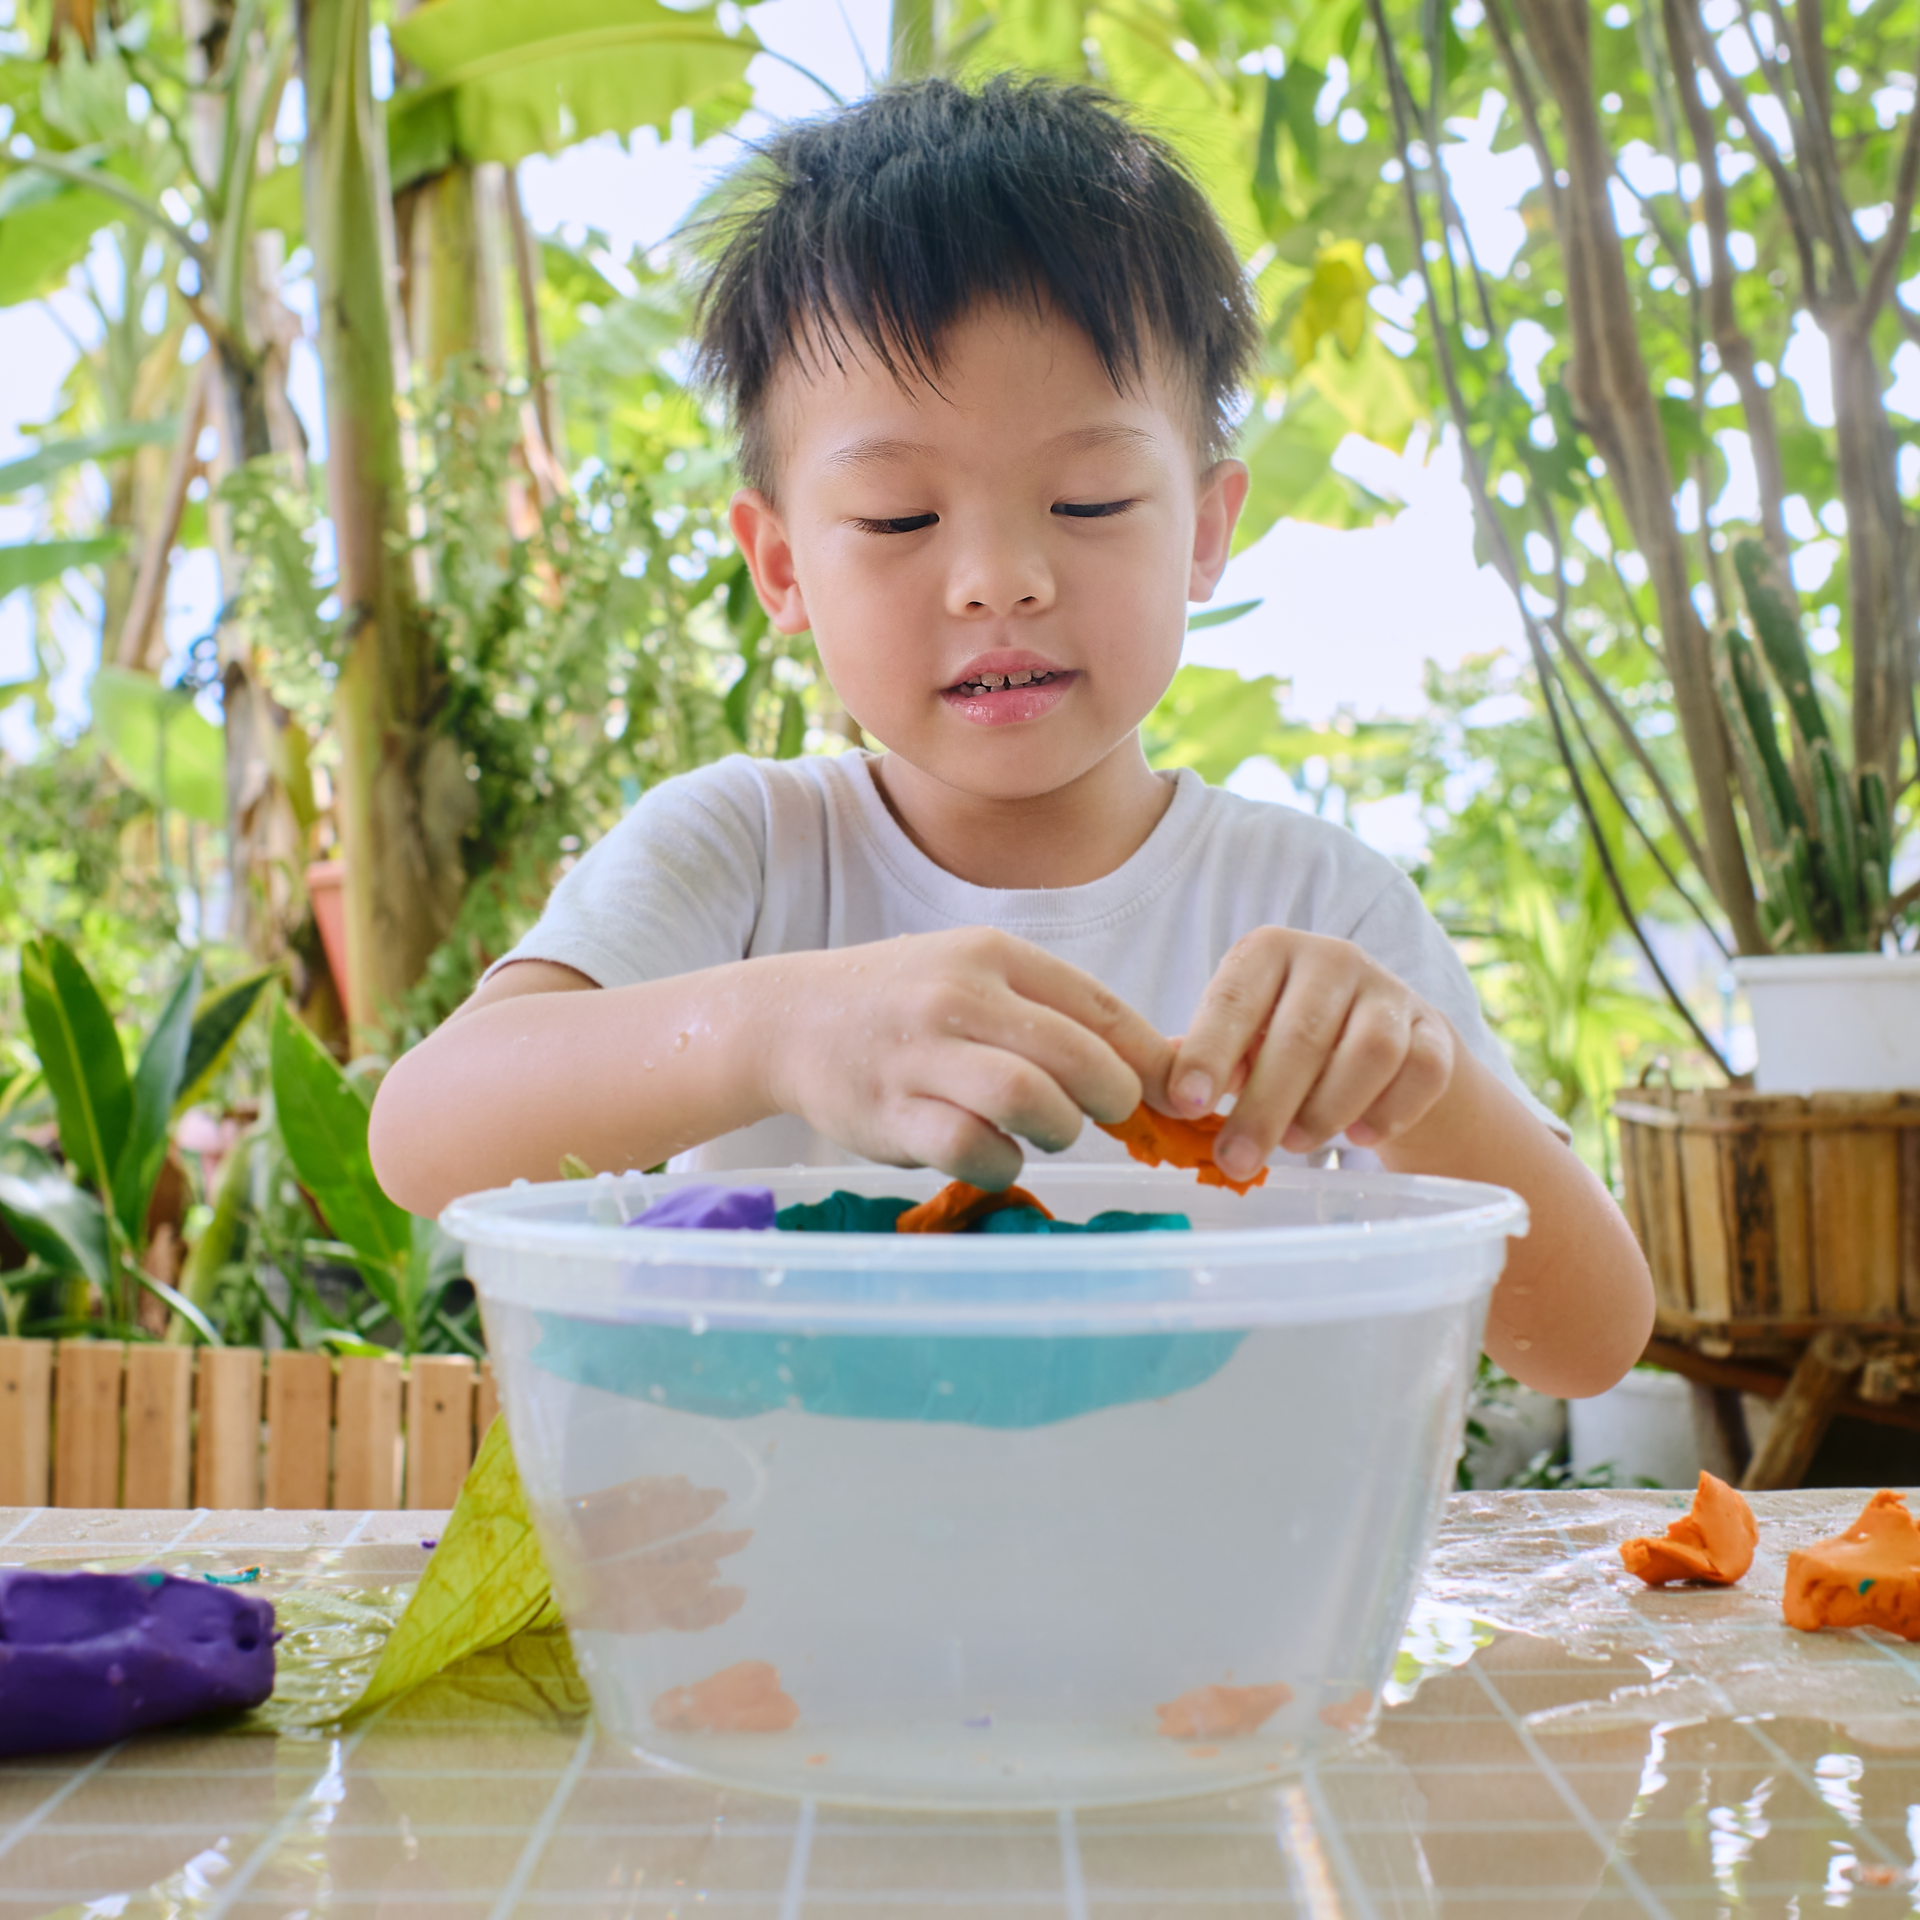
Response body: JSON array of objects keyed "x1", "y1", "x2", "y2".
[{"x1": 865, "y1": 736, "x2": 1178, "y2": 890}]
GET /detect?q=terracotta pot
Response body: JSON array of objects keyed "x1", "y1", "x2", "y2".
[
  {"x1": 1730, "y1": 952, "x2": 1920, "y2": 1093},
  {"x1": 304, "y1": 859, "x2": 352, "y2": 1011}
]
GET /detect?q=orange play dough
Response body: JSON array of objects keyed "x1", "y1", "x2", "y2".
[
  {"x1": 1096, "y1": 1104, "x2": 1268, "y2": 1193},
  {"x1": 1153, "y1": 1680, "x2": 1292, "y2": 1740},
  {"x1": 1318, "y1": 1690, "x2": 1374, "y2": 1733},
  {"x1": 895, "y1": 1181, "x2": 1052, "y2": 1233},
  {"x1": 1783, "y1": 1489, "x2": 1920, "y2": 1640},
  {"x1": 650, "y1": 1660, "x2": 800, "y2": 1733},
  {"x1": 1620, "y1": 1471, "x2": 1757, "y2": 1586}
]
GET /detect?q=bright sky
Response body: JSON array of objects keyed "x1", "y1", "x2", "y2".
[{"x1": 0, "y1": 4, "x2": 1880, "y2": 865}]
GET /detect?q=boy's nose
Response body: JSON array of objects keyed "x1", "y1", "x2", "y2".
[{"x1": 944, "y1": 520, "x2": 1056, "y2": 619}]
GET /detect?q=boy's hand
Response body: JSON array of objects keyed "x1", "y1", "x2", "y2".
[
  {"x1": 766, "y1": 930, "x2": 1171, "y2": 1191},
  {"x1": 1163, "y1": 929, "x2": 1455, "y2": 1185}
]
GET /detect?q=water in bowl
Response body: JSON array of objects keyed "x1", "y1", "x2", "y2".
[{"x1": 494, "y1": 1292, "x2": 1479, "y2": 1809}]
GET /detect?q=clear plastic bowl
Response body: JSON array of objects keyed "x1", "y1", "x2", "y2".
[{"x1": 443, "y1": 1163, "x2": 1525, "y2": 1809}]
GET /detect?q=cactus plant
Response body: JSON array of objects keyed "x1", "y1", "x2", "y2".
[{"x1": 1714, "y1": 541, "x2": 1899, "y2": 954}]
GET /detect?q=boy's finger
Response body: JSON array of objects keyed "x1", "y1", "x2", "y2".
[
  {"x1": 1285, "y1": 998, "x2": 1412, "y2": 1149},
  {"x1": 1213, "y1": 955, "x2": 1361, "y2": 1179},
  {"x1": 975, "y1": 999, "x2": 1145, "y2": 1127},
  {"x1": 918, "y1": 1038, "x2": 1089, "y2": 1156},
  {"x1": 1347, "y1": 1014, "x2": 1454, "y2": 1145},
  {"x1": 992, "y1": 938, "x2": 1170, "y2": 1086},
  {"x1": 1165, "y1": 936, "x2": 1291, "y2": 1117},
  {"x1": 892, "y1": 1095, "x2": 1026, "y2": 1191}
]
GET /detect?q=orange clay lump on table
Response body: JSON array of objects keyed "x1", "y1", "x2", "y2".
[
  {"x1": 1620, "y1": 1471, "x2": 1758, "y2": 1587},
  {"x1": 1783, "y1": 1490, "x2": 1920, "y2": 1640},
  {"x1": 1097, "y1": 1104, "x2": 1268, "y2": 1194}
]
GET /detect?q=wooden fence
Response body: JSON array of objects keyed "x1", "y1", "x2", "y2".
[{"x1": 0, "y1": 1338, "x2": 498, "y2": 1511}]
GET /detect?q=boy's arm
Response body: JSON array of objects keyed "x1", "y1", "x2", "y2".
[
  {"x1": 1159, "y1": 928, "x2": 1654, "y2": 1401},
  {"x1": 368, "y1": 932, "x2": 1169, "y2": 1218},
  {"x1": 1372, "y1": 1051, "x2": 1653, "y2": 1400}
]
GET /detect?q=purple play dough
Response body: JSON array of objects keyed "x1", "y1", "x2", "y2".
[
  {"x1": 627, "y1": 1184, "x2": 775, "y2": 1231},
  {"x1": 0, "y1": 1568, "x2": 276, "y2": 1757}
]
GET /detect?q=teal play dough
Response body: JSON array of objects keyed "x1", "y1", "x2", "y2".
[
  {"x1": 533, "y1": 1318, "x2": 1245, "y2": 1429},
  {"x1": 534, "y1": 1188, "x2": 1242, "y2": 1427}
]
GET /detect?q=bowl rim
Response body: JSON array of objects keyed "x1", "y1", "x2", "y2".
[{"x1": 442, "y1": 1161, "x2": 1529, "y2": 1275}]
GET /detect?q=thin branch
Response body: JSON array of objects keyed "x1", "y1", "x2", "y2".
[
  {"x1": 1856, "y1": 44, "x2": 1920, "y2": 334},
  {"x1": 1754, "y1": 0, "x2": 1861, "y2": 289},
  {"x1": 1663, "y1": 0, "x2": 1795, "y2": 570},
  {"x1": 1370, "y1": 0, "x2": 1735, "y2": 1069},
  {"x1": 9, "y1": 151, "x2": 212, "y2": 272},
  {"x1": 1681, "y1": 3, "x2": 1821, "y2": 298},
  {"x1": 1539, "y1": 466, "x2": 1721, "y2": 892},
  {"x1": 1483, "y1": 0, "x2": 1562, "y2": 219},
  {"x1": 1549, "y1": 635, "x2": 1732, "y2": 954}
]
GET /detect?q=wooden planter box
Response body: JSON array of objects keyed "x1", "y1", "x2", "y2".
[
  {"x1": 0, "y1": 1338, "x2": 497, "y2": 1512},
  {"x1": 1613, "y1": 1086, "x2": 1920, "y2": 1353}
]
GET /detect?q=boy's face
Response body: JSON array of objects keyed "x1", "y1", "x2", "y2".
[{"x1": 730, "y1": 302, "x2": 1248, "y2": 803}]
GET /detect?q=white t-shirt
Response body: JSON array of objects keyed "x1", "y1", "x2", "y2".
[{"x1": 495, "y1": 751, "x2": 1563, "y2": 1171}]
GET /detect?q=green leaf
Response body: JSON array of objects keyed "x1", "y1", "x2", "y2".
[
  {"x1": 112, "y1": 960, "x2": 201, "y2": 1245},
  {"x1": 1187, "y1": 597, "x2": 1263, "y2": 631},
  {"x1": 176, "y1": 967, "x2": 278, "y2": 1114},
  {"x1": 19, "y1": 934, "x2": 130, "y2": 1196},
  {"x1": 1234, "y1": 388, "x2": 1345, "y2": 550},
  {"x1": 248, "y1": 162, "x2": 304, "y2": 242},
  {"x1": 1655, "y1": 394, "x2": 1710, "y2": 478},
  {"x1": 0, "y1": 164, "x2": 106, "y2": 305},
  {"x1": 346, "y1": 1417, "x2": 559, "y2": 1719},
  {"x1": 0, "y1": 535, "x2": 124, "y2": 597},
  {"x1": 89, "y1": 664, "x2": 227, "y2": 825},
  {"x1": 387, "y1": 0, "x2": 758, "y2": 174},
  {"x1": 774, "y1": 689, "x2": 806, "y2": 759},
  {"x1": 1733, "y1": 539, "x2": 1832, "y2": 753},
  {"x1": 270, "y1": 1004, "x2": 412, "y2": 1272},
  {"x1": 0, "y1": 418, "x2": 179, "y2": 497},
  {"x1": 0, "y1": 1167, "x2": 110, "y2": 1288}
]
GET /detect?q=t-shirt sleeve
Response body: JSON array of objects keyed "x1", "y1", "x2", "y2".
[
  {"x1": 1344, "y1": 871, "x2": 1572, "y2": 1142},
  {"x1": 485, "y1": 757, "x2": 769, "y2": 989}
]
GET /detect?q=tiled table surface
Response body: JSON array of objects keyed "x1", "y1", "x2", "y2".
[{"x1": 5, "y1": 1490, "x2": 1920, "y2": 1918}]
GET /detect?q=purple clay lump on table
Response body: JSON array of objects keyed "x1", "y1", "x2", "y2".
[
  {"x1": 627, "y1": 1184, "x2": 776, "y2": 1231},
  {"x1": 0, "y1": 1568, "x2": 276, "y2": 1757}
]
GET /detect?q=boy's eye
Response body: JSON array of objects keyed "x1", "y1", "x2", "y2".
[
  {"x1": 853, "y1": 513, "x2": 939, "y2": 535},
  {"x1": 1052, "y1": 499, "x2": 1136, "y2": 519}
]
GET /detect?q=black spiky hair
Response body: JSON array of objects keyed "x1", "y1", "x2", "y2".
[{"x1": 691, "y1": 74, "x2": 1261, "y2": 494}]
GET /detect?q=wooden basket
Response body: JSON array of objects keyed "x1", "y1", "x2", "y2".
[{"x1": 1613, "y1": 1085, "x2": 1920, "y2": 1353}]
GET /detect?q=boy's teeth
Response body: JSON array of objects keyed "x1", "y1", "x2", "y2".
[{"x1": 956, "y1": 669, "x2": 1056, "y2": 693}]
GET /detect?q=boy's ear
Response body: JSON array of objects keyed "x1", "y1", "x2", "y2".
[
  {"x1": 1188, "y1": 458, "x2": 1251, "y2": 602},
  {"x1": 729, "y1": 489, "x2": 812, "y2": 634}
]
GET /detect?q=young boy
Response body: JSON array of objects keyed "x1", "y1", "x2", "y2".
[{"x1": 370, "y1": 76, "x2": 1653, "y2": 1400}]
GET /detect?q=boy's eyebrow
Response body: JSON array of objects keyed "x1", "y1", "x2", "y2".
[{"x1": 820, "y1": 422, "x2": 1159, "y2": 474}]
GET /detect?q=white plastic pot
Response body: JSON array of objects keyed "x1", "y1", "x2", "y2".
[{"x1": 1730, "y1": 952, "x2": 1920, "y2": 1093}]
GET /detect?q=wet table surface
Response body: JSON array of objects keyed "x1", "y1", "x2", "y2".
[{"x1": 4, "y1": 1490, "x2": 1919, "y2": 1918}]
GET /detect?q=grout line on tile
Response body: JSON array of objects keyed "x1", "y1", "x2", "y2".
[
  {"x1": 1467, "y1": 1662, "x2": 1676, "y2": 1920},
  {"x1": 205, "y1": 1701, "x2": 396, "y2": 1916},
  {"x1": 0, "y1": 1510, "x2": 43, "y2": 1550},
  {"x1": 485, "y1": 1719, "x2": 596, "y2": 1920},
  {"x1": 1624, "y1": 1606, "x2": 1909, "y2": 1875},
  {"x1": 1301, "y1": 1766, "x2": 1383, "y2": 1920},
  {"x1": 0, "y1": 1741, "x2": 125, "y2": 1864},
  {"x1": 1274, "y1": 1781, "x2": 1353, "y2": 1920},
  {"x1": 1056, "y1": 1806, "x2": 1088, "y2": 1920},
  {"x1": 777, "y1": 1796, "x2": 817, "y2": 1920}
]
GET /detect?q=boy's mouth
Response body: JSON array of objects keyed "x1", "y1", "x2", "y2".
[
  {"x1": 946, "y1": 668, "x2": 1065, "y2": 697},
  {"x1": 938, "y1": 667, "x2": 1078, "y2": 726}
]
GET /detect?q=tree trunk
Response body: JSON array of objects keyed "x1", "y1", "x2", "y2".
[
  {"x1": 299, "y1": 0, "x2": 470, "y2": 1042},
  {"x1": 1512, "y1": 0, "x2": 1766, "y2": 956}
]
